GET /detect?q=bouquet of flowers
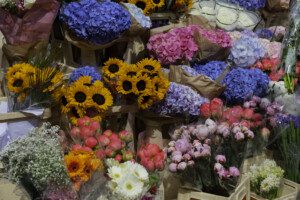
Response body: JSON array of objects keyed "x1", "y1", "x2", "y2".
[
  {"x1": 250, "y1": 159, "x2": 284, "y2": 199},
  {"x1": 58, "y1": 67, "x2": 113, "y2": 124},
  {"x1": 60, "y1": 0, "x2": 131, "y2": 45},
  {"x1": 106, "y1": 160, "x2": 149, "y2": 200},
  {"x1": 102, "y1": 58, "x2": 169, "y2": 109},
  {"x1": 0, "y1": 123, "x2": 70, "y2": 197},
  {"x1": 69, "y1": 116, "x2": 135, "y2": 163}
]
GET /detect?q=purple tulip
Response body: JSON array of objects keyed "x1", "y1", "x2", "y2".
[
  {"x1": 215, "y1": 155, "x2": 226, "y2": 163},
  {"x1": 177, "y1": 162, "x2": 187, "y2": 171},
  {"x1": 169, "y1": 163, "x2": 177, "y2": 172},
  {"x1": 229, "y1": 167, "x2": 240, "y2": 177}
]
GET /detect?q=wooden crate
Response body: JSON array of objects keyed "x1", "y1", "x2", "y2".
[
  {"x1": 241, "y1": 150, "x2": 273, "y2": 174},
  {"x1": 177, "y1": 175, "x2": 251, "y2": 200},
  {"x1": 250, "y1": 179, "x2": 299, "y2": 200}
]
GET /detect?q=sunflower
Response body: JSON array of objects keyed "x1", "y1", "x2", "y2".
[
  {"x1": 74, "y1": 76, "x2": 93, "y2": 87},
  {"x1": 68, "y1": 106, "x2": 85, "y2": 125},
  {"x1": 56, "y1": 86, "x2": 72, "y2": 113},
  {"x1": 6, "y1": 63, "x2": 35, "y2": 78},
  {"x1": 6, "y1": 72, "x2": 30, "y2": 93},
  {"x1": 173, "y1": 0, "x2": 193, "y2": 12},
  {"x1": 44, "y1": 71, "x2": 64, "y2": 92},
  {"x1": 116, "y1": 76, "x2": 136, "y2": 95},
  {"x1": 136, "y1": 58, "x2": 161, "y2": 77},
  {"x1": 151, "y1": 0, "x2": 165, "y2": 8},
  {"x1": 127, "y1": 0, "x2": 155, "y2": 15},
  {"x1": 102, "y1": 58, "x2": 125, "y2": 79},
  {"x1": 65, "y1": 153, "x2": 85, "y2": 179},
  {"x1": 138, "y1": 94, "x2": 155, "y2": 109},
  {"x1": 84, "y1": 106, "x2": 103, "y2": 123},
  {"x1": 133, "y1": 74, "x2": 153, "y2": 95},
  {"x1": 90, "y1": 81, "x2": 113, "y2": 111},
  {"x1": 66, "y1": 83, "x2": 92, "y2": 107},
  {"x1": 121, "y1": 65, "x2": 139, "y2": 78},
  {"x1": 17, "y1": 92, "x2": 27, "y2": 102},
  {"x1": 152, "y1": 77, "x2": 170, "y2": 101}
]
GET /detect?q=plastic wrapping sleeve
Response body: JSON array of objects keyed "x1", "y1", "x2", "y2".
[
  {"x1": 278, "y1": 0, "x2": 300, "y2": 93},
  {"x1": 0, "y1": 0, "x2": 60, "y2": 45}
]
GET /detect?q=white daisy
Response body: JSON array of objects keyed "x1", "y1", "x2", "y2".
[
  {"x1": 105, "y1": 158, "x2": 120, "y2": 168},
  {"x1": 132, "y1": 163, "x2": 149, "y2": 182},
  {"x1": 116, "y1": 176, "x2": 143, "y2": 200},
  {"x1": 108, "y1": 166, "x2": 123, "y2": 182}
]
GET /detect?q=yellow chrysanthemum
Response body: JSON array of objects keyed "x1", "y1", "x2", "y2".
[
  {"x1": 127, "y1": 0, "x2": 155, "y2": 15},
  {"x1": 7, "y1": 72, "x2": 30, "y2": 93},
  {"x1": 137, "y1": 58, "x2": 162, "y2": 74},
  {"x1": 65, "y1": 153, "x2": 85, "y2": 179},
  {"x1": 66, "y1": 83, "x2": 92, "y2": 107},
  {"x1": 151, "y1": 0, "x2": 165, "y2": 8},
  {"x1": 138, "y1": 94, "x2": 155, "y2": 109},
  {"x1": 116, "y1": 76, "x2": 136, "y2": 95},
  {"x1": 68, "y1": 106, "x2": 85, "y2": 125},
  {"x1": 152, "y1": 77, "x2": 170, "y2": 101},
  {"x1": 90, "y1": 81, "x2": 113, "y2": 111},
  {"x1": 133, "y1": 74, "x2": 153, "y2": 95},
  {"x1": 102, "y1": 58, "x2": 126, "y2": 79}
]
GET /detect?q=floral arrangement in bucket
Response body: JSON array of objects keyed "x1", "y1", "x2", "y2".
[
  {"x1": 250, "y1": 159, "x2": 284, "y2": 200},
  {"x1": 58, "y1": 67, "x2": 113, "y2": 125},
  {"x1": 102, "y1": 58, "x2": 170, "y2": 109}
]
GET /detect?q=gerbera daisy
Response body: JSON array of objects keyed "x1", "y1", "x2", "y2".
[
  {"x1": 137, "y1": 94, "x2": 154, "y2": 109},
  {"x1": 127, "y1": 0, "x2": 155, "y2": 15},
  {"x1": 116, "y1": 76, "x2": 136, "y2": 95},
  {"x1": 108, "y1": 166, "x2": 123, "y2": 182},
  {"x1": 136, "y1": 58, "x2": 161, "y2": 74},
  {"x1": 132, "y1": 163, "x2": 149, "y2": 182},
  {"x1": 90, "y1": 82, "x2": 113, "y2": 111},
  {"x1": 102, "y1": 58, "x2": 125, "y2": 79},
  {"x1": 133, "y1": 74, "x2": 152, "y2": 95},
  {"x1": 116, "y1": 176, "x2": 144, "y2": 199},
  {"x1": 65, "y1": 154, "x2": 85, "y2": 179}
]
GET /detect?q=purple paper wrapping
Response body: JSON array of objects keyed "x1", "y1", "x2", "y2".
[{"x1": 0, "y1": 0, "x2": 60, "y2": 45}]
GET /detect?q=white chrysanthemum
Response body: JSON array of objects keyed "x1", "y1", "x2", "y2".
[
  {"x1": 260, "y1": 175, "x2": 281, "y2": 193},
  {"x1": 105, "y1": 158, "x2": 120, "y2": 168},
  {"x1": 132, "y1": 163, "x2": 149, "y2": 182},
  {"x1": 116, "y1": 176, "x2": 143, "y2": 200},
  {"x1": 108, "y1": 166, "x2": 123, "y2": 182}
]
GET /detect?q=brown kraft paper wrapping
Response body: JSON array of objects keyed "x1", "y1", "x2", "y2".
[
  {"x1": 169, "y1": 65, "x2": 226, "y2": 99},
  {"x1": 267, "y1": 0, "x2": 290, "y2": 10}
]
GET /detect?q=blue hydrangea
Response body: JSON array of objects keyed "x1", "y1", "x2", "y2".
[
  {"x1": 124, "y1": 3, "x2": 151, "y2": 29},
  {"x1": 255, "y1": 29, "x2": 274, "y2": 40},
  {"x1": 228, "y1": 0, "x2": 266, "y2": 10},
  {"x1": 229, "y1": 34, "x2": 265, "y2": 68},
  {"x1": 222, "y1": 68, "x2": 269, "y2": 104},
  {"x1": 69, "y1": 66, "x2": 101, "y2": 84},
  {"x1": 60, "y1": 0, "x2": 131, "y2": 44},
  {"x1": 192, "y1": 61, "x2": 228, "y2": 80},
  {"x1": 151, "y1": 82, "x2": 208, "y2": 116},
  {"x1": 179, "y1": 65, "x2": 199, "y2": 76}
]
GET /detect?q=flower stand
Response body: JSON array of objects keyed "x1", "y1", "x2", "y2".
[
  {"x1": 177, "y1": 175, "x2": 251, "y2": 200},
  {"x1": 250, "y1": 179, "x2": 299, "y2": 200}
]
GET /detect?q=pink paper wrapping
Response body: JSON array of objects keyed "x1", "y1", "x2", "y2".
[{"x1": 0, "y1": 0, "x2": 60, "y2": 45}]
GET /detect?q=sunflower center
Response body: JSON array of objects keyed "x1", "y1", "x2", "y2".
[
  {"x1": 155, "y1": 83, "x2": 159, "y2": 91},
  {"x1": 126, "y1": 183, "x2": 133, "y2": 190},
  {"x1": 86, "y1": 107, "x2": 99, "y2": 118},
  {"x1": 127, "y1": 71, "x2": 137, "y2": 77},
  {"x1": 136, "y1": 1, "x2": 146, "y2": 10},
  {"x1": 62, "y1": 96, "x2": 68, "y2": 106},
  {"x1": 71, "y1": 107, "x2": 80, "y2": 118},
  {"x1": 153, "y1": 0, "x2": 160, "y2": 4},
  {"x1": 144, "y1": 65, "x2": 155, "y2": 71},
  {"x1": 122, "y1": 81, "x2": 132, "y2": 91},
  {"x1": 92, "y1": 94, "x2": 105, "y2": 105},
  {"x1": 85, "y1": 167, "x2": 91, "y2": 174},
  {"x1": 75, "y1": 92, "x2": 86, "y2": 103},
  {"x1": 142, "y1": 96, "x2": 151, "y2": 103},
  {"x1": 13, "y1": 79, "x2": 23, "y2": 87},
  {"x1": 68, "y1": 162, "x2": 79, "y2": 172},
  {"x1": 137, "y1": 80, "x2": 146, "y2": 91},
  {"x1": 108, "y1": 64, "x2": 119, "y2": 73}
]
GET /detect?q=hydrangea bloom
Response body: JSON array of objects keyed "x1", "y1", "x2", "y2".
[
  {"x1": 147, "y1": 26, "x2": 198, "y2": 65},
  {"x1": 151, "y1": 82, "x2": 208, "y2": 116},
  {"x1": 259, "y1": 39, "x2": 282, "y2": 59},
  {"x1": 222, "y1": 68, "x2": 269, "y2": 103},
  {"x1": 179, "y1": 65, "x2": 199, "y2": 76},
  {"x1": 229, "y1": 35, "x2": 266, "y2": 67},
  {"x1": 193, "y1": 61, "x2": 228, "y2": 80},
  {"x1": 124, "y1": 3, "x2": 151, "y2": 29},
  {"x1": 255, "y1": 29, "x2": 274, "y2": 40},
  {"x1": 228, "y1": 0, "x2": 266, "y2": 10},
  {"x1": 69, "y1": 66, "x2": 101, "y2": 84},
  {"x1": 60, "y1": 0, "x2": 131, "y2": 44}
]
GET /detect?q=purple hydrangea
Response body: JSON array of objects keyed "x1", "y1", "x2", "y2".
[
  {"x1": 222, "y1": 68, "x2": 269, "y2": 103},
  {"x1": 60, "y1": 0, "x2": 131, "y2": 44},
  {"x1": 179, "y1": 65, "x2": 199, "y2": 76},
  {"x1": 69, "y1": 66, "x2": 101, "y2": 84},
  {"x1": 229, "y1": 34, "x2": 265, "y2": 67},
  {"x1": 151, "y1": 82, "x2": 208, "y2": 116},
  {"x1": 255, "y1": 29, "x2": 274, "y2": 40},
  {"x1": 193, "y1": 61, "x2": 228, "y2": 80},
  {"x1": 228, "y1": 0, "x2": 266, "y2": 10},
  {"x1": 275, "y1": 114, "x2": 300, "y2": 128}
]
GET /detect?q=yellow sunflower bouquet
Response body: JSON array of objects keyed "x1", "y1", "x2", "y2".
[
  {"x1": 58, "y1": 66, "x2": 113, "y2": 125},
  {"x1": 64, "y1": 150, "x2": 104, "y2": 191},
  {"x1": 102, "y1": 57, "x2": 169, "y2": 109}
]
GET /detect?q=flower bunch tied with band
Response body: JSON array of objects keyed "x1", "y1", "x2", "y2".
[
  {"x1": 58, "y1": 66, "x2": 113, "y2": 125},
  {"x1": 102, "y1": 58, "x2": 170, "y2": 109}
]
